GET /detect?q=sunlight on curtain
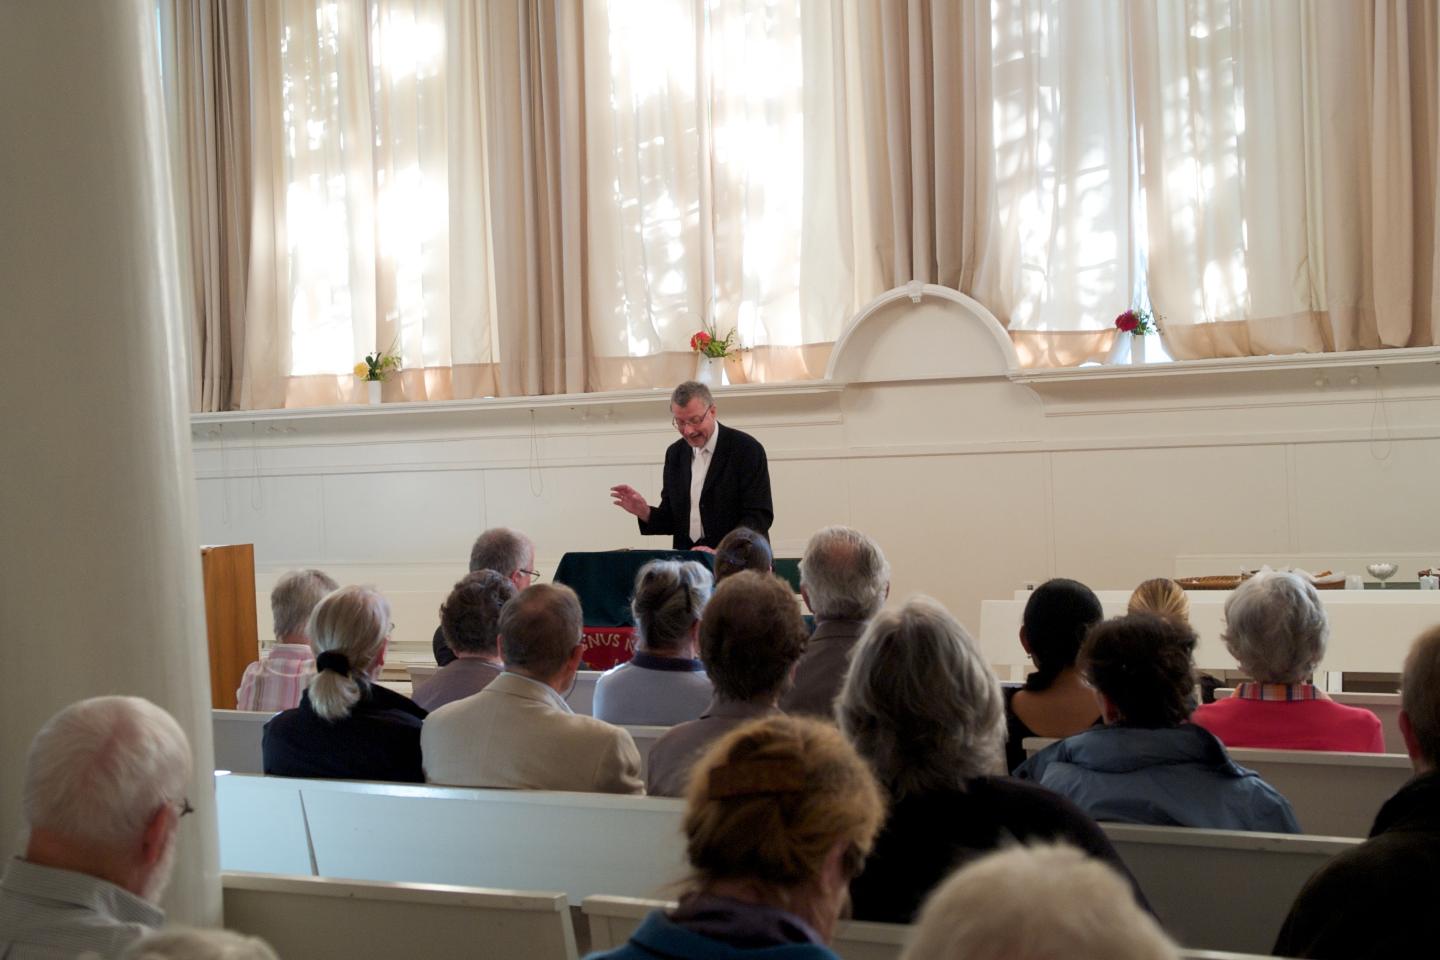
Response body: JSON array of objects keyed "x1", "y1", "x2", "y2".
[
  {"x1": 583, "y1": 0, "x2": 859, "y2": 383},
  {"x1": 989, "y1": 0, "x2": 1136, "y2": 335}
]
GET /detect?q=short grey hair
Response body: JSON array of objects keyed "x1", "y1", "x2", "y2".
[
  {"x1": 631, "y1": 560, "x2": 713, "y2": 653},
  {"x1": 837, "y1": 596, "x2": 1005, "y2": 794},
  {"x1": 469, "y1": 527, "x2": 533, "y2": 576},
  {"x1": 671, "y1": 380, "x2": 713, "y2": 409},
  {"x1": 270, "y1": 569, "x2": 338, "y2": 639},
  {"x1": 901, "y1": 845, "x2": 1179, "y2": 960},
  {"x1": 1222, "y1": 572, "x2": 1328, "y2": 683},
  {"x1": 799, "y1": 526, "x2": 889, "y2": 621},
  {"x1": 1402, "y1": 625, "x2": 1440, "y2": 765},
  {"x1": 122, "y1": 928, "x2": 280, "y2": 960},
  {"x1": 23, "y1": 696, "x2": 191, "y2": 854},
  {"x1": 306, "y1": 586, "x2": 391, "y2": 721},
  {"x1": 499, "y1": 583, "x2": 583, "y2": 679}
]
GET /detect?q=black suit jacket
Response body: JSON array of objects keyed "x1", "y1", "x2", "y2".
[
  {"x1": 638, "y1": 424, "x2": 773, "y2": 549},
  {"x1": 262, "y1": 685, "x2": 427, "y2": 783}
]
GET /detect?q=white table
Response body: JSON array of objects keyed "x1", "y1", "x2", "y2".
[{"x1": 980, "y1": 589, "x2": 1440, "y2": 681}]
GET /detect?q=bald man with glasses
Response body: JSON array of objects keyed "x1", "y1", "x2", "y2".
[{"x1": 611, "y1": 381, "x2": 773, "y2": 551}]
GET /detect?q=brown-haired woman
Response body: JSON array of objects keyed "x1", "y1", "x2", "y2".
[{"x1": 588, "y1": 715, "x2": 883, "y2": 960}]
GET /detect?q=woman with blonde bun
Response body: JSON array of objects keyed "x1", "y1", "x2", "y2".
[{"x1": 1128, "y1": 578, "x2": 1191, "y2": 623}]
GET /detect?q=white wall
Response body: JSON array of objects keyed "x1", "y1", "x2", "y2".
[{"x1": 191, "y1": 292, "x2": 1440, "y2": 664}]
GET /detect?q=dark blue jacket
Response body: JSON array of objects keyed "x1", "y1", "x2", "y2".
[{"x1": 262, "y1": 684, "x2": 427, "y2": 783}]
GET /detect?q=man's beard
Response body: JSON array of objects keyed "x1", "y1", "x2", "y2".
[{"x1": 141, "y1": 833, "x2": 178, "y2": 905}]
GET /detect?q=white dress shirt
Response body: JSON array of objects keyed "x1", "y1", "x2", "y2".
[{"x1": 689, "y1": 425, "x2": 720, "y2": 543}]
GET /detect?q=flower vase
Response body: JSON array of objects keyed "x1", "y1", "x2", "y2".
[
  {"x1": 695, "y1": 355, "x2": 728, "y2": 387},
  {"x1": 1131, "y1": 334, "x2": 1152, "y2": 364},
  {"x1": 367, "y1": 381, "x2": 382, "y2": 405}
]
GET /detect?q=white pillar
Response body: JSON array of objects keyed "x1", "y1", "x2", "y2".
[{"x1": 0, "y1": 0, "x2": 220, "y2": 927}]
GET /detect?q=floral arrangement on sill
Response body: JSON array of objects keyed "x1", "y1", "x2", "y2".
[
  {"x1": 354, "y1": 341, "x2": 402, "y2": 381},
  {"x1": 690, "y1": 325, "x2": 738, "y2": 358},
  {"x1": 1114, "y1": 306, "x2": 1160, "y2": 336}
]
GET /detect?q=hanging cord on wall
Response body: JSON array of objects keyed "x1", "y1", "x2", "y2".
[
  {"x1": 215, "y1": 424, "x2": 229, "y2": 527},
  {"x1": 1369, "y1": 366, "x2": 1393, "y2": 462},
  {"x1": 529, "y1": 408, "x2": 545, "y2": 497},
  {"x1": 250, "y1": 422, "x2": 264, "y2": 509}
]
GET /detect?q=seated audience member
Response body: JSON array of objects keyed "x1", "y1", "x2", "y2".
[
  {"x1": 1191, "y1": 571, "x2": 1384, "y2": 752},
  {"x1": 712, "y1": 526, "x2": 773, "y2": 583},
  {"x1": 122, "y1": 928, "x2": 280, "y2": 960},
  {"x1": 1003, "y1": 578, "x2": 1104, "y2": 771},
  {"x1": 1016, "y1": 614, "x2": 1300, "y2": 832},
  {"x1": 1127, "y1": 577, "x2": 1190, "y2": 621},
  {"x1": 414, "y1": 571, "x2": 517, "y2": 712},
  {"x1": 262, "y1": 586, "x2": 427, "y2": 782},
  {"x1": 432, "y1": 527, "x2": 536, "y2": 666},
  {"x1": 781, "y1": 526, "x2": 889, "y2": 718},
  {"x1": 1273, "y1": 625, "x2": 1440, "y2": 959},
  {"x1": 236, "y1": 568, "x2": 338, "y2": 711},
  {"x1": 423, "y1": 584, "x2": 642, "y2": 793},
  {"x1": 0, "y1": 697, "x2": 191, "y2": 959},
  {"x1": 840, "y1": 597, "x2": 1142, "y2": 924},
  {"x1": 589, "y1": 715, "x2": 883, "y2": 960},
  {"x1": 593, "y1": 560, "x2": 714, "y2": 725},
  {"x1": 900, "y1": 845, "x2": 1179, "y2": 960},
  {"x1": 645, "y1": 571, "x2": 808, "y2": 796}
]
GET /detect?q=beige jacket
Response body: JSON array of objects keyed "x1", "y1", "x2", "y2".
[{"x1": 421, "y1": 671, "x2": 643, "y2": 794}]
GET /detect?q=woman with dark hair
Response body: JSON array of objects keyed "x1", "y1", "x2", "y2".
[
  {"x1": 1002, "y1": 578, "x2": 1104, "y2": 771},
  {"x1": 712, "y1": 526, "x2": 773, "y2": 583},
  {"x1": 1015, "y1": 614, "x2": 1299, "y2": 832},
  {"x1": 838, "y1": 597, "x2": 1143, "y2": 924}
]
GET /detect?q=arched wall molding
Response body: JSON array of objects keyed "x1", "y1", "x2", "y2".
[{"x1": 824, "y1": 281, "x2": 1020, "y2": 384}]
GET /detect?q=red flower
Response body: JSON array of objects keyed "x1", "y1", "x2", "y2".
[
  {"x1": 1115, "y1": 310, "x2": 1139, "y2": 333},
  {"x1": 690, "y1": 331, "x2": 712, "y2": 351}
]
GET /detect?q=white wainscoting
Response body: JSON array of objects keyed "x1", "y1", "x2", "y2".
[{"x1": 192, "y1": 298, "x2": 1440, "y2": 653}]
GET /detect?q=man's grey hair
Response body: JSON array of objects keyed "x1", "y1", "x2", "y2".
[
  {"x1": 799, "y1": 526, "x2": 889, "y2": 621},
  {"x1": 270, "y1": 568, "x2": 338, "y2": 639},
  {"x1": 23, "y1": 696, "x2": 191, "y2": 854},
  {"x1": 1221, "y1": 571, "x2": 1328, "y2": 683},
  {"x1": 901, "y1": 845, "x2": 1179, "y2": 960},
  {"x1": 500, "y1": 583, "x2": 583, "y2": 679},
  {"x1": 837, "y1": 596, "x2": 1005, "y2": 794},
  {"x1": 670, "y1": 380, "x2": 713, "y2": 409},
  {"x1": 122, "y1": 928, "x2": 280, "y2": 960},
  {"x1": 1402, "y1": 625, "x2": 1440, "y2": 765},
  {"x1": 469, "y1": 527, "x2": 533, "y2": 576}
]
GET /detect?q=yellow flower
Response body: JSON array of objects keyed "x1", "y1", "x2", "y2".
[{"x1": 353, "y1": 362, "x2": 369, "y2": 379}]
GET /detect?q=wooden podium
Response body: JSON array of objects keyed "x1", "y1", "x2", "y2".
[{"x1": 201, "y1": 543, "x2": 260, "y2": 710}]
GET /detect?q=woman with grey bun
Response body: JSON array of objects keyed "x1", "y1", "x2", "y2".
[{"x1": 593, "y1": 560, "x2": 714, "y2": 726}]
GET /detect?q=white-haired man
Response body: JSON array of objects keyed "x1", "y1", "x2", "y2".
[
  {"x1": 0, "y1": 696, "x2": 192, "y2": 959},
  {"x1": 236, "y1": 568, "x2": 338, "y2": 711},
  {"x1": 1273, "y1": 624, "x2": 1440, "y2": 958},
  {"x1": 780, "y1": 526, "x2": 890, "y2": 719},
  {"x1": 432, "y1": 527, "x2": 537, "y2": 666}
]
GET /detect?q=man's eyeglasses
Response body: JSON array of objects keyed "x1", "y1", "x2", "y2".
[
  {"x1": 672, "y1": 409, "x2": 714, "y2": 430},
  {"x1": 518, "y1": 569, "x2": 542, "y2": 581}
]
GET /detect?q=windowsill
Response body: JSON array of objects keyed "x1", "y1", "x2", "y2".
[{"x1": 1010, "y1": 345, "x2": 1440, "y2": 384}]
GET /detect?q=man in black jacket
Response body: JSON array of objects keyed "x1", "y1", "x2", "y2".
[
  {"x1": 1273, "y1": 623, "x2": 1440, "y2": 958},
  {"x1": 610, "y1": 381, "x2": 772, "y2": 550}
]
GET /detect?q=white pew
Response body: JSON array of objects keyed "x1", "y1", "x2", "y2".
[
  {"x1": 223, "y1": 871, "x2": 578, "y2": 960},
  {"x1": 566, "y1": 670, "x2": 602, "y2": 715},
  {"x1": 407, "y1": 663, "x2": 438, "y2": 694},
  {"x1": 1020, "y1": 737, "x2": 1411, "y2": 837},
  {"x1": 582, "y1": 895, "x2": 911, "y2": 960},
  {"x1": 582, "y1": 895, "x2": 1280, "y2": 960},
  {"x1": 621, "y1": 724, "x2": 670, "y2": 774},
  {"x1": 1212, "y1": 689, "x2": 1403, "y2": 754},
  {"x1": 1103, "y1": 822, "x2": 1354, "y2": 954},
  {"x1": 216, "y1": 773, "x2": 1342, "y2": 954},
  {"x1": 212, "y1": 709, "x2": 274, "y2": 774},
  {"x1": 217, "y1": 774, "x2": 688, "y2": 904}
]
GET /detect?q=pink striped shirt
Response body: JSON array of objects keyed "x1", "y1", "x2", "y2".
[{"x1": 235, "y1": 644, "x2": 315, "y2": 712}]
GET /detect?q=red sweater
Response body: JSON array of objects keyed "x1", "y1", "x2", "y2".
[{"x1": 1191, "y1": 694, "x2": 1385, "y2": 753}]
